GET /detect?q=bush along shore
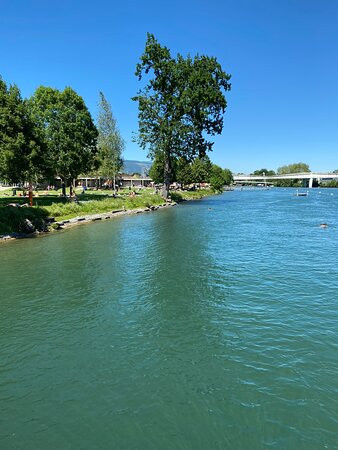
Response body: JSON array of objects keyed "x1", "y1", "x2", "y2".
[{"x1": 0, "y1": 188, "x2": 216, "y2": 241}]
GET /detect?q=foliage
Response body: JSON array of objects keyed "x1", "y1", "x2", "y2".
[
  {"x1": 210, "y1": 165, "x2": 224, "y2": 192},
  {"x1": 210, "y1": 164, "x2": 227, "y2": 192},
  {"x1": 223, "y1": 168, "x2": 233, "y2": 185},
  {"x1": 0, "y1": 77, "x2": 50, "y2": 184},
  {"x1": 0, "y1": 205, "x2": 48, "y2": 234},
  {"x1": 191, "y1": 156, "x2": 212, "y2": 184},
  {"x1": 149, "y1": 152, "x2": 166, "y2": 184},
  {"x1": 0, "y1": 190, "x2": 165, "y2": 234},
  {"x1": 274, "y1": 163, "x2": 310, "y2": 187},
  {"x1": 208, "y1": 165, "x2": 233, "y2": 191},
  {"x1": 149, "y1": 152, "x2": 232, "y2": 189},
  {"x1": 277, "y1": 162, "x2": 310, "y2": 174},
  {"x1": 133, "y1": 33, "x2": 231, "y2": 197},
  {"x1": 149, "y1": 153, "x2": 183, "y2": 185},
  {"x1": 97, "y1": 92, "x2": 124, "y2": 192},
  {"x1": 29, "y1": 86, "x2": 98, "y2": 191},
  {"x1": 39, "y1": 191, "x2": 164, "y2": 221},
  {"x1": 251, "y1": 168, "x2": 276, "y2": 176},
  {"x1": 171, "y1": 189, "x2": 214, "y2": 202},
  {"x1": 176, "y1": 157, "x2": 193, "y2": 187},
  {"x1": 322, "y1": 180, "x2": 338, "y2": 188},
  {"x1": 274, "y1": 179, "x2": 303, "y2": 188}
]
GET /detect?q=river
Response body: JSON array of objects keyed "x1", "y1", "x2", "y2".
[{"x1": 0, "y1": 188, "x2": 337, "y2": 449}]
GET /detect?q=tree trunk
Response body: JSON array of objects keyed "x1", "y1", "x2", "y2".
[
  {"x1": 70, "y1": 183, "x2": 73, "y2": 197},
  {"x1": 162, "y1": 149, "x2": 171, "y2": 199},
  {"x1": 113, "y1": 173, "x2": 116, "y2": 195},
  {"x1": 62, "y1": 179, "x2": 66, "y2": 196},
  {"x1": 28, "y1": 182, "x2": 33, "y2": 207}
]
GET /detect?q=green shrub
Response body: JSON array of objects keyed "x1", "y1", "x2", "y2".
[
  {"x1": 321, "y1": 180, "x2": 338, "y2": 188},
  {"x1": 0, "y1": 206, "x2": 48, "y2": 235}
]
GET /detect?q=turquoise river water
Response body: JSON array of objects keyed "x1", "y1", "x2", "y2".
[{"x1": 0, "y1": 188, "x2": 337, "y2": 449}]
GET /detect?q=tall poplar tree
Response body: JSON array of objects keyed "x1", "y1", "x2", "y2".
[
  {"x1": 97, "y1": 92, "x2": 124, "y2": 194},
  {"x1": 133, "y1": 33, "x2": 231, "y2": 198}
]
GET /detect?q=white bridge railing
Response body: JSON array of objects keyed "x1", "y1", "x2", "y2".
[{"x1": 233, "y1": 172, "x2": 338, "y2": 187}]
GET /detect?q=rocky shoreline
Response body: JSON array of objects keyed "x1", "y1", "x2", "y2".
[{"x1": 0, "y1": 202, "x2": 177, "y2": 243}]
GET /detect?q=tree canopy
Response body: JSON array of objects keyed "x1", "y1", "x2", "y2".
[
  {"x1": 133, "y1": 33, "x2": 231, "y2": 197},
  {"x1": 191, "y1": 156, "x2": 213, "y2": 184},
  {"x1": 148, "y1": 152, "x2": 232, "y2": 191},
  {"x1": 277, "y1": 162, "x2": 310, "y2": 174},
  {"x1": 0, "y1": 78, "x2": 49, "y2": 184},
  {"x1": 223, "y1": 168, "x2": 233, "y2": 185},
  {"x1": 251, "y1": 168, "x2": 276, "y2": 176},
  {"x1": 97, "y1": 92, "x2": 124, "y2": 193},
  {"x1": 149, "y1": 152, "x2": 167, "y2": 184},
  {"x1": 176, "y1": 158, "x2": 193, "y2": 187},
  {"x1": 29, "y1": 86, "x2": 98, "y2": 194},
  {"x1": 210, "y1": 164, "x2": 233, "y2": 192}
]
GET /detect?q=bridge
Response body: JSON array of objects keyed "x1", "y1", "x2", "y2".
[{"x1": 233, "y1": 172, "x2": 338, "y2": 188}]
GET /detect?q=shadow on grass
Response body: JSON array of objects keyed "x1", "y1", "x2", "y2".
[{"x1": 0, "y1": 192, "x2": 122, "y2": 208}]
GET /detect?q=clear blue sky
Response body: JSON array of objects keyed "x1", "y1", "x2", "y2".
[{"x1": 1, "y1": 0, "x2": 337, "y2": 173}]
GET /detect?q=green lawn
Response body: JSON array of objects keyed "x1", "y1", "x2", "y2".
[
  {"x1": 46, "y1": 191, "x2": 164, "y2": 220},
  {"x1": 0, "y1": 187, "x2": 214, "y2": 235},
  {"x1": 171, "y1": 188, "x2": 215, "y2": 201},
  {"x1": 0, "y1": 188, "x2": 162, "y2": 235}
]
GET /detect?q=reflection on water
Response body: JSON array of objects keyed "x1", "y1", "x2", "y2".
[{"x1": 0, "y1": 189, "x2": 338, "y2": 449}]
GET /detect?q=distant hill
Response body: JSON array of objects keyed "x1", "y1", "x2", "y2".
[{"x1": 123, "y1": 160, "x2": 152, "y2": 175}]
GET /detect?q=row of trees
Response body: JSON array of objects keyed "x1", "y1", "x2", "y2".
[
  {"x1": 150, "y1": 154, "x2": 232, "y2": 191},
  {"x1": 0, "y1": 78, "x2": 124, "y2": 197},
  {"x1": 276, "y1": 163, "x2": 310, "y2": 186},
  {"x1": 251, "y1": 168, "x2": 276, "y2": 176},
  {"x1": 251, "y1": 162, "x2": 310, "y2": 177},
  {"x1": 1, "y1": 34, "x2": 233, "y2": 200},
  {"x1": 251, "y1": 163, "x2": 311, "y2": 187},
  {"x1": 251, "y1": 164, "x2": 338, "y2": 187}
]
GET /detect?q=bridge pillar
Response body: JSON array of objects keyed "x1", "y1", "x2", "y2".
[{"x1": 309, "y1": 178, "x2": 313, "y2": 188}]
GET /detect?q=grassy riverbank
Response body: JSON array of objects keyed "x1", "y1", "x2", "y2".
[
  {"x1": 0, "y1": 187, "x2": 214, "y2": 235},
  {"x1": 0, "y1": 205, "x2": 48, "y2": 235},
  {"x1": 0, "y1": 188, "x2": 162, "y2": 235},
  {"x1": 171, "y1": 188, "x2": 215, "y2": 201}
]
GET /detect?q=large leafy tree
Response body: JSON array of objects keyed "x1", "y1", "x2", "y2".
[
  {"x1": 276, "y1": 162, "x2": 310, "y2": 187},
  {"x1": 210, "y1": 165, "x2": 225, "y2": 192},
  {"x1": 277, "y1": 162, "x2": 310, "y2": 174},
  {"x1": 223, "y1": 168, "x2": 233, "y2": 186},
  {"x1": 210, "y1": 164, "x2": 233, "y2": 192},
  {"x1": 176, "y1": 157, "x2": 193, "y2": 188},
  {"x1": 149, "y1": 152, "x2": 166, "y2": 184},
  {"x1": 133, "y1": 33, "x2": 231, "y2": 198},
  {"x1": 149, "y1": 152, "x2": 179, "y2": 184},
  {"x1": 0, "y1": 77, "x2": 49, "y2": 188},
  {"x1": 97, "y1": 92, "x2": 124, "y2": 194},
  {"x1": 29, "y1": 86, "x2": 98, "y2": 195},
  {"x1": 251, "y1": 168, "x2": 276, "y2": 176},
  {"x1": 191, "y1": 156, "x2": 213, "y2": 185}
]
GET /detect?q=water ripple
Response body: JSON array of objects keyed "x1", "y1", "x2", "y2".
[{"x1": 0, "y1": 188, "x2": 337, "y2": 449}]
